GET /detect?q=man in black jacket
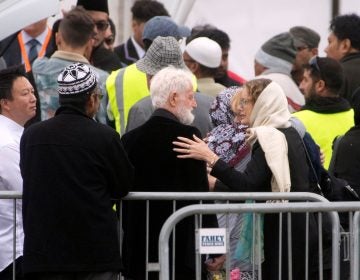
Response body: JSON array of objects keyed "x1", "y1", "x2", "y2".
[
  {"x1": 121, "y1": 66, "x2": 220, "y2": 280},
  {"x1": 325, "y1": 13, "x2": 360, "y2": 104},
  {"x1": 20, "y1": 63, "x2": 133, "y2": 280},
  {"x1": 114, "y1": 0, "x2": 169, "y2": 66}
]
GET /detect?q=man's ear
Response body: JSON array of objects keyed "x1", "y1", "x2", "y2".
[
  {"x1": 189, "y1": 62, "x2": 200, "y2": 74},
  {"x1": 55, "y1": 32, "x2": 62, "y2": 48},
  {"x1": 0, "y1": 99, "x2": 10, "y2": 112},
  {"x1": 315, "y1": 79, "x2": 326, "y2": 93},
  {"x1": 340, "y1": 38, "x2": 352, "y2": 55},
  {"x1": 168, "y1": 92, "x2": 177, "y2": 107},
  {"x1": 311, "y1": 47, "x2": 318, "y2": 56}
]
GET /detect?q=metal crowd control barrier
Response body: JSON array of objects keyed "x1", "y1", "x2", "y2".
[
  {"x1": 3, "y1": 191, "x2": 360, "y2": 280},
  {"x1": 353, "y1": 211, "x2": 360, "y2": 280},
  {"x1": 120, "y1": 192, "x2": 335, "y2": 280},
  {"x1": 0, "y1": 191, "x2": 21, "y2": 280},
  {"x1": 158, "y1": 201, "x2": 360, "y2": 280}
]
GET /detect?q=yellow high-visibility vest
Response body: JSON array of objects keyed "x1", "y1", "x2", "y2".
[
  {"x1": 293, "y1": 109, "x2": 354, "y2": 169},
  {"x1": 106, "y1": 63, "x2": 198, "y2": 135},
  {"x1": 106, "y1": 64, "x2": 148, "y2": 135}
]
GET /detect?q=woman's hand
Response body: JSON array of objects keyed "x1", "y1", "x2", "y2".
[{"x1": 173, "y1": 134, "x2": 219, "y2": 164}]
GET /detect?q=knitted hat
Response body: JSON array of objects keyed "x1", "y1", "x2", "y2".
[
  {"x1": 185, "y1": 37, "x2": 222, "y2": 68},
  {"x1": 255, "y1": 32, "x2": 297, "y2": 74},
  {"x1": 136, "y1": 36, "x2": 186, "y2": 76},
  {"x1": 290, "y1": 26, "x2": 320, "y2": 48},
  {"x1": 57, "y1": 63, "x2": 98, "y2": 95},
  {"x1": 142, "y1": 16, "x2": 190, "y2": 42},
  {"x1": 76, "y1": 0, "x2": 109, "y2": 14}
]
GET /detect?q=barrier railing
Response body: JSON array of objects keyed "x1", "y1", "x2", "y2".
[
  {"x1": 1, "y1": 191, "x2": 352, "y2": 280},
  {"x1": 119, "y1": 192, "x2": 333, "y2": 280}
]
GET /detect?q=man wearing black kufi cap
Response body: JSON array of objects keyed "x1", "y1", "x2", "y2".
[
  {"x1": 77, "y1": 0, "x2": 122, "y2": 72},
  {"x1": 21, "y1": 63, "x2": 133, "y2": 280}
]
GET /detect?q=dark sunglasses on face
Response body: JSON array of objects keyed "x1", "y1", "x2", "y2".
[
  {"x1": 95, "y1": 20, "x2": 110, "y2": 31},
  {"x1": 104, "y1": 36, "x2": 115, "y2": 45}
]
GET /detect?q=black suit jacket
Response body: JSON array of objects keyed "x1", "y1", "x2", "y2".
[
  {"x1": 121, "y1": 108, "x2": 217, "y2": 280},
  {"x1": 0, "y1": 32, "x2": 55, "y2": 68},
  {"x1": 114, "y1": 37, "x2": 140, "y2": 67}
]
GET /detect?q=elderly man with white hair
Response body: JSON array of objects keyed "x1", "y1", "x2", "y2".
[{"x1": 121, "y1": 66, "x2": 221, "y2": 280}]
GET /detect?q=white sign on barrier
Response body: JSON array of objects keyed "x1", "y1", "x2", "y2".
[{"x1": 198, "y1": 228, "x2": 226, "y2": 254}]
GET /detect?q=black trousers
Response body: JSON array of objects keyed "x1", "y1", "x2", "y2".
[{"x1": 0, "y1": 257, "x2": 25, "y2": 280}]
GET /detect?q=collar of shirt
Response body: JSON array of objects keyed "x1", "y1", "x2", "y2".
[
  {"x1": 21, "y1": 27, "x2": 49, "y2": 55},
  {"x1": 131, "y1": 36, "x2": 145, "y2": 59}
]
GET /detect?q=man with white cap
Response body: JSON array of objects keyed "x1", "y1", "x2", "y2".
[
  {"x1": 20, "y1": 62, "x2": 133, "y2": 280},
  {"x1": 254, "y1": 32, "x2": 305, "y2": 113},
  {"x1": 184, "y1": 36, "x2": 226, "y2": 97}
]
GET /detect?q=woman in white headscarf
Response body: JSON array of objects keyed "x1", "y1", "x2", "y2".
[{"x1": 173, "y1": 78, "x2": 319, "y2": 280}]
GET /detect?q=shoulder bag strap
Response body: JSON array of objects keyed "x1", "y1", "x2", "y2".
[{"x1": 328, "y1": 135, "x2": 343, "y2": 176}]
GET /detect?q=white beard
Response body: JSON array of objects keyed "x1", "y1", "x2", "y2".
[{"x1": 176, "y1": 105, "x2": 195, "y2": 125}]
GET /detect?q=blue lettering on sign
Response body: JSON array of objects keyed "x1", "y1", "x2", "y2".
[{"x1": 201, "y1": 235, "x2": 225, "y2": 246}]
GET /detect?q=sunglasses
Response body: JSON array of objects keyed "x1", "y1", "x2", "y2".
[
  {"x1": 94, "y1": 20, "x2": 110, "y2": 31},
  {"x1": 104, "y1": 35, "x2": 115, "y2": 45}
]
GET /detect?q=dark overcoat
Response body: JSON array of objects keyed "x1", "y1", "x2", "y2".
[
  {"x1": 121, "y1": 109, "x2": 217, "y2": 280},
  {"x1": 20, "y1": 106, "x2": 133, "y2": 274}
]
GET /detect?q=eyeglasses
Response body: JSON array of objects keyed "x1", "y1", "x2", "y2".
[
  {"x1": 94, "y1": 20, "x2": 110, "y2": 31},
  {"x1": 296, "y1": 46, "x2": 310, "y2": 52},
  {"x1": 92, "y1": 88, "x2": 104, "y2": 100},
  {"x1": 238, "y1": 99, "x2": 252, "y2": 108}
]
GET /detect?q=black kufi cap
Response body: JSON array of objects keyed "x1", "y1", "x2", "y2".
[{"x1": 76, "y1": 0, "x2": 109, "y2": 14}]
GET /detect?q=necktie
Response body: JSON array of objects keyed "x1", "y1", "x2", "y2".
[{"x1": 27, "y1": 39, "x2": 39, "y2": 63}]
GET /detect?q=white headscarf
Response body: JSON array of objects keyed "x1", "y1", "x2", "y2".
[{"x1": 246, "y1": 82, "x2": 292, "y2": 193}]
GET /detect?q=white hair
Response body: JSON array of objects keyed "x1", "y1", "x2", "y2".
[{"x1": 150, "y1": 66, "x2": 193, "y2": 109}]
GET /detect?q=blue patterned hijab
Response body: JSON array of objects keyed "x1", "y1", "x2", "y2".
[{"x1": 207, "y1": 86, "x2": 250, "y2": 167}]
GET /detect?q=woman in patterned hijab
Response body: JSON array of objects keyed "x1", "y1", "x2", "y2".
[{"x1": 207, "y1": 86, "x2": 250, "y2": 169}]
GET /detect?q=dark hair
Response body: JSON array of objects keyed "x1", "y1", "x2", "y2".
[
  {"x1": 109, "y1": 18, "x2": 116, "y2": 37},
  {"x1": 59, "y1": 6, "x2": 95, "y2": 48},
  {"x1": 187, "y1": 25, "x2": 231, "y2": 50},
  {"x1": 131, "y1": 0, "x2": 169, "y2": 22},
  {"x1": 143, "y1": 39, "x2": 152, "y2": 51},
  {"x1": 46, "y1": 19, "x2": 62, "y2": 58},
  {"x1": 198, "y1": 64, "x2": 218, "y2": 77},
  {"x1": 330, "y1": 13, "x2": 360, "y2": 51},
  {"x1": 59, "y1": 91, "x2": 92, "y2": 113},
  {"x1": 0, "y1": 66, "x2": 27, "y2": 101},
  {"x1": 304, "y1": 57, "x2": 344, "y2": 95}
]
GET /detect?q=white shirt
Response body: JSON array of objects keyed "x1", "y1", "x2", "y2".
[
  {"x1": 0, "y1": 114, "x2": 24, "y2": 271},
  {"x1": 131, "y1": 36, "x2": 145, "y2": 59},
  {"x1": 21, "y1": 27, "x2": 49, "y2": 63}
]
